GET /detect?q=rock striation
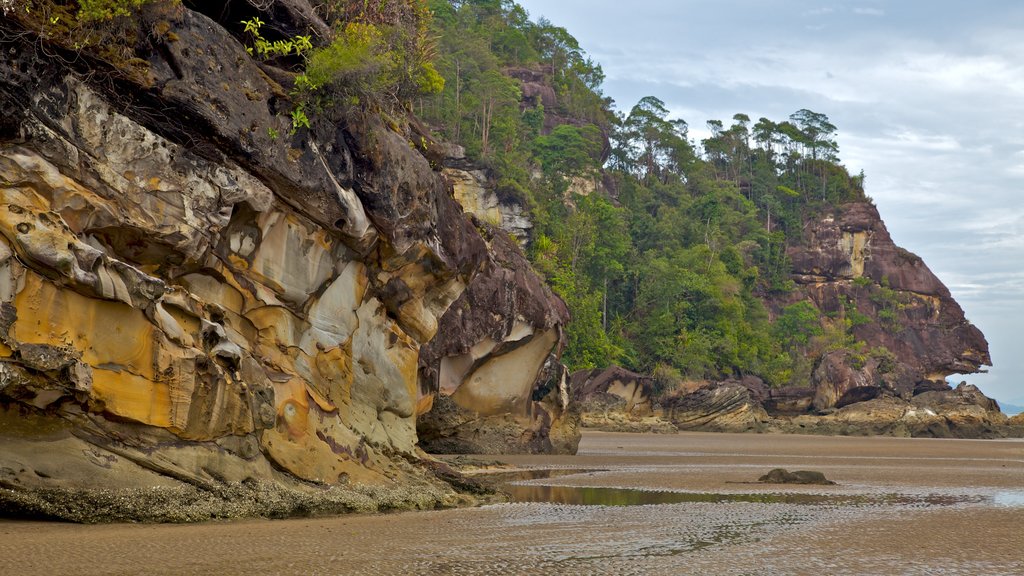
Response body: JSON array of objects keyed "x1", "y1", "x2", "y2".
[
  {"x1": 0, "y1": 2, "x2": 576, "y2": 521},
  {"x1": 664, "y1": 383, "x2": 769, "y2": 433}
]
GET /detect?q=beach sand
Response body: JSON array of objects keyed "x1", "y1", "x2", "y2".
[{"x1": 2, "y1": 431, "x2": 1022, "y2": 575}]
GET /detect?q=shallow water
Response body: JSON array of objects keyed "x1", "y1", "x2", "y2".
[
  {"x1": 505, "y1": 482, "x2": 1000, "y2": 508},
  {"x1": 993, "y1": 490, "x2": 1024, "y2": 507}
]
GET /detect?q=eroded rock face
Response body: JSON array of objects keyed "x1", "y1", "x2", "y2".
[
  {"x1": 416, "y1": 226, "x2": 578, "y2": 454},
  {"x1": 441, "y1": 152, "x2": 533, "y2": 243},
  {"x1": 776, "y1": 202, "x2": 991, "y2": 409},
  {"x1": 663, "y1": 383, "x2": 769, "y2": 432},
  {"x1": 0, "y1": 4, "x2": 574, "y2": 520},
  {"x1": 571, "y1": 366, "x2": 655, "y2": 417}
]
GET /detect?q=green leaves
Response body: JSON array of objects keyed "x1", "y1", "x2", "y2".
[
  {"x1": 289, "y1": 106, "x2": 310, "y2": 135},
  {"x1": 241, "y1": 17, "x2": 264, "y2": 36},
  {"x1": 241, "y1": 17, "x2": 313, "y2": 59}
]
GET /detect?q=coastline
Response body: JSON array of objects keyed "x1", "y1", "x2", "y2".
[{"x1": 3, "y1": 431, "x2": 1022, "y2": 575}]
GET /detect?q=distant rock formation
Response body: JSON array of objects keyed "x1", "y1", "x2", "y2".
[
  {"x1": 572, "y1": 202, "x2": 1016, "y2": 438},
  {"x1": 779, "y1": 201, "x2": 990, "y2": 403},
  {"x1": 440, "y1": 148, "x2": 533, "y2": 243},
  {"x1": 571, "y1": 366, "x2": 655, "y2": 417},
  {"x1": 777, "y1": 383, "x2": 1012, "y2": 438}
]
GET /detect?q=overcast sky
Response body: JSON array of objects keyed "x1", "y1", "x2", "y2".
[{"x1": 517, "y1": 0, "x2": 1024, "y2": 407}]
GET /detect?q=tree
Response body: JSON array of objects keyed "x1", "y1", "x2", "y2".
[
  {"x1": 790, "y1": 109, "x2": 838, "y2": 161},
  {"x1": 619, "y1": 96, "x2": 692, "y2": 182},
  {"x1": 476, "y1": 69, "x2": 520, "y2": 156}
]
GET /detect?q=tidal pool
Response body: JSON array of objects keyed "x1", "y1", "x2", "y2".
[{"x1": 504, "y1": 483, "x2": 994, "y2": 508}]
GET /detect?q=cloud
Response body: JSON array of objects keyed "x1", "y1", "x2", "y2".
[
  {"x1": 804, "y1": 7, "x2": 836, "y2": 17},
  {"x1": 852, "y1": 7, "x2": 885, "y2": 16}
]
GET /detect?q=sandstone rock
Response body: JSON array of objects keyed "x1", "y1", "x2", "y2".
[
  {"x1": 442, "y1": 166, "x2": 532, "y2": 242},
  {"x1": 809, "y1": 349, "x2": 918, "y2": 411},
  {"x1": 0, "y1": 4, "x2": 574, "y2": 521},
  {"x1": 765, "y1": 386, "x2": 816, "y2": 415},
  {"x1": 416, "y1": 227, "x2": 578, "y2": 455},
  {"x1": 569, "y1": 366, "x2": 673, "y2": 432},
  {"x1": 773, "y1": 388, "x2": 1017, "y2": 439},
  {"x1": 781, "y1": 202, "x2": 990, "y2": 384},
  {"x1": 664, "y1": 383, "x2": 769, "y2": 432},
  {"x1": 730, "y1": 375, "x2": 771, "y2": 404},
  {"x1": 571, "y1": 366, "x2": 655, "y2": 417},
  {"x1": 765, "y1": 202, "x2": 990, "y2": 418}
]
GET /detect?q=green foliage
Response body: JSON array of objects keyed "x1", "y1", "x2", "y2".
[
  {"x1": 241, "y1": 17, "x2": 312, "y2": 59},
  {"x1": 869, "y1": 346, "x2": 897, "y2": 373},
  {"x1": 297, "y1": 22, "x2": 385, "y2": 92},
  {"x1": 842, "y1": 297, "x2": 872, "y2": 327},
  {"x1": 293, "y1": 20, "x2": 443, "y2": 107},
  {"x1": 289, "y1": 106, "x2": 310, "y2": 134},
  {"x1": 651, "y1": 363, "x2": 683, "y2": 397},
  {"x1": 870, "y1": 283, "x2": 906, "y2": 332},
  {"x1": 77, "y1": 0, "x2": 153, "y2": 21},
  {"x1": 419, "y1": 0, "x2": 886, "y2": 389},
  {"x1": 532, "y1": 124, "x2": 602, "y2": 177},
  {"x1": 773, "y1": 301, "x2": 823, "y2": 347}
]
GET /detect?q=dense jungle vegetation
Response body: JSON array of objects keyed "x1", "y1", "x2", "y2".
[{"x1": 418, "y1": 0, "x2": 870, "y2": 390}]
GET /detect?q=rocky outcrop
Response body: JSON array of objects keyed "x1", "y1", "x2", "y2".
[
  {"x1": 760, "y1": 201, "x2": 992, "y2": 417},
  {"x1": 416, "y1": 225, "x2": 577, "y2": 454},
  {"x1": 565, "y1": 201, "x2": 1009, "y2": 438},
  {"x1": 664, "y1": 383, "x2": 769, "y2": 432},
  {"x1": 620, "y1": 379, "x2": 1020, "y2": 439},
  {"x1": 808, "y1": 349, "x2": 919, "y2": 411},
  {"x1": 505, "y1": 64, "x2": 612, "y2": 164},
  {"x1": 441, "y1": 147, "x2": 532, "y2": 242},
  {"x1": 758, "y1": 469, "x2": 835, "y2": 485},
  {"x1": 773, "y1": 383, "x2": 1016, "y2": 438},
  {"x1": 784, "y1": 202, "x2": 990, "y2": 388},
  {"x1": 571, "y1": 366, "x2": 655, "y2": 416},
  {"x1": 0, "y1": 2, "x2": 575, "y2": 521},
  {"x1": 568, "y1": 366, "x2": 675, "y2": 432}
]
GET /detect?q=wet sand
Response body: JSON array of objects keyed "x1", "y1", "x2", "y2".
[{"x1": 2, "y1": 431, "x2": 1022, "y2": 575}]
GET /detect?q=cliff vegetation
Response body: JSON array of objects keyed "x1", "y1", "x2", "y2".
[{"x1": 417, "y1": 0, "x2": 940, "y2": 390}]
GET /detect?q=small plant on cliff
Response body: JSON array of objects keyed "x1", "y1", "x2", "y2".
[
  {"x1": 289, "y1": 105, "x2": 310, "y2": 134},
  {"x1": 241, "y1": 17, "x2": 312, "y2": 59},
  {"x1": 292, "y1": 20, "x2": 443, "y2": 108},
  {"x1": 870, "y1": 283, "x2": 906, "y2": 333},
  {"x1": 868, "y1": 346, "x2": 897, "y2": 374}
]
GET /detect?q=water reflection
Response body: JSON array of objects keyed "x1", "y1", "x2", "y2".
[{"x1": 505, "y1": 484, "x2": 998, "y2": 508}]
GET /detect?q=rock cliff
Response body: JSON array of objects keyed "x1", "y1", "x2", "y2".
[
  {"x1": 0, "y1": 2, "x2": 576, "y2": 522},
  {"x1": 571, "y1": 203, "x2": 1014, "y2": 439},
  {"x1": 774, "y1": 201, "x2": 991, "y2": 410}
]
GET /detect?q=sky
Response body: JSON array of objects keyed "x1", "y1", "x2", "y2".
[{"x1": 517, "y1": 0, "x2": 1024, "y2": 407}]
